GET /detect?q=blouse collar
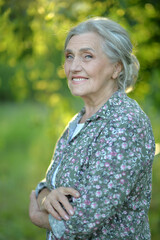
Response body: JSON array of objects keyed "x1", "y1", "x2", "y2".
[
  {"x1": 79, "y1": 89, "x2": 126, "y2": 121},
  {"x1": 67, "y1": 90, "x2": 126, "y2": 141}
]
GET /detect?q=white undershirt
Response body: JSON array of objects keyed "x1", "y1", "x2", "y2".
[
  {"x1": 70, "y1": 123, "x2": 84, "y2": 139},
  {"x1": 51, "y1": 123, "x2": 84, "y2": 187}
]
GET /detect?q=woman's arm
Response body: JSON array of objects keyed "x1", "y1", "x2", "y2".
[
  {"x1": 29, "y1": 187, "x2": 80, "y2": 230},
  {"x1": 37, "y1": 188, "x2": 50, "y2": 210},
  {"x1": 29, "y1": 190, "x2": 51, "y2": 230}
]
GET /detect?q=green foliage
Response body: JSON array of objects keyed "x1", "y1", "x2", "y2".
[
  {"x1": 0, "y1": 0, "x2": 160, "y2": 110},
  {"x1": 0, "y1": 103, "x2": 50, "y2": 239}
]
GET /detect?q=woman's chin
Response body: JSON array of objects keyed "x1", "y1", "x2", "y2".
[
  {"x1": 70, "y1": 89, "x2": 85, "y2": 97},
  {"x1": 71, "y1": 92, "x2": 84, "y2": 97}
]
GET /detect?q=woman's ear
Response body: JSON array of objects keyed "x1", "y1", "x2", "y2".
[{"x1": 112, "y1": 62, "x2": 123, "y2": 79}]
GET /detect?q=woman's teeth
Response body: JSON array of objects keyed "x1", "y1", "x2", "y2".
[{"x1": 72, "y1": 78, "x2": 87, "y2": 82}]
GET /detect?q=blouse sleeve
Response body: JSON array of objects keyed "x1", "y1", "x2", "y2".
[
  {"x1": 35, "y1": 179, "x2": 48, "y2": 198},
  {"x1": 35, "y1": 128, "x2": 70, "y2": 198},
  {"x1": 49, "y1": 118, "x2": 155, "y2": 239}
]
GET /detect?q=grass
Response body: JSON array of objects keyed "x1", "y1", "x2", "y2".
[
  {"x1": 0, "y1": 102, "x2": 55, "y2": 240},
  {"x1": 0, "y1": 102, "x2": 159, "y2": 239}
]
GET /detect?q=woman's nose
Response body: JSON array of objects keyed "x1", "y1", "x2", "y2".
[{"x1": 70, "y1": 57, "x2": 82, "y2": 72}]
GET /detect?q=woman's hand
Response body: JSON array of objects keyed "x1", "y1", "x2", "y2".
[
  {"x1": 41, "y1": 187, "x2": 80, "y2": 221},
  {"x1": 29, "y1": 190, "x2": 51, "y2": 230}
]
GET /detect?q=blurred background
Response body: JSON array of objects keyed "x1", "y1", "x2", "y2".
[{"x1": 0, "y1": 0, "x2": 160, "y2": 239}]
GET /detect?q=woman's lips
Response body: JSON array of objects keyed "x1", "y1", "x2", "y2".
[{"x1": 71, "y1": 77, "x2": 89, "y2": 83}]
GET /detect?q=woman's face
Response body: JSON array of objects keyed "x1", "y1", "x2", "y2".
[{"x1": 64, "y1": 32, "x2": 118, "y2": 101}]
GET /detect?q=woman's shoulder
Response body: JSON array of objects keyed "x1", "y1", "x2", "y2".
[{"x1": 110, "y1": 92, "x2": 152, "y2": 129}]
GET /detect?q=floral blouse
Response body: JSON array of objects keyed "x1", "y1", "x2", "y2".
[{"x1": 36, "y1": 90, "x2": 155, "y2": 240}]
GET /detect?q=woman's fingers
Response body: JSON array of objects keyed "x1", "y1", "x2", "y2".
[
  {"x1": 42, "y1": 187, "x2": 80, "y2": 220},
  {"x1": 56, "y1": 192, "x2": 74, "y2": 217},
  {"x1": 43, "y1": 191, "x2": 71, "y2": 220},
  {"x1": 51, "y1": 197, "x2": 70, "y2": 220},
  {"x1": 44, "y1": 200, "x2": 62, "y2": 221},
  {"x1": 59, "y1": 187, "x2": 80, "y2": 198}
]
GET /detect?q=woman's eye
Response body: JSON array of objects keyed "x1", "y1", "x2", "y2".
[
  {"x1": 85, "y1": 54, "x2": 92, "y2": 59},
  {"x1": 66, "y1": 54, "x2": 73, "y2": 59}
]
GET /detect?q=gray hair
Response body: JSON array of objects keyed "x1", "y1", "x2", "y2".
[{"x1": 65, "y1": 17, "x2": 140, "y2": 91}]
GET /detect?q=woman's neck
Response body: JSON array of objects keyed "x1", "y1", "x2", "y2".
[{"x1": 80, "y1": 88, "x2": 117, "y2": 123}]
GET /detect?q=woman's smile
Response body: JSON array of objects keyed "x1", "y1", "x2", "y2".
[{"x1": 71, "y1": 76, "x2": 89, "y2": 84}]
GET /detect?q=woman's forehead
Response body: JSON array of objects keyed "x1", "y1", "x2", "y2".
[{"x1": 65, "y1": 32, "x2": 103, "y2": 52}]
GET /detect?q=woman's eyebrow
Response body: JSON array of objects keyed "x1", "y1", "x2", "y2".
[
  {"x1": 65, "y1": 47, "x2": 95, "y2": 53},
  {"x1": 65, "y1": 49, "x2": 73, "y2": 54},
  {"x1": 79, "y1": 47, "x2": 95, "y2": 53}
]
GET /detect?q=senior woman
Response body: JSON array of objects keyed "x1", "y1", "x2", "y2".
[{"x1": 29, "y1": 17, "x2": 155, "y2": 240}]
